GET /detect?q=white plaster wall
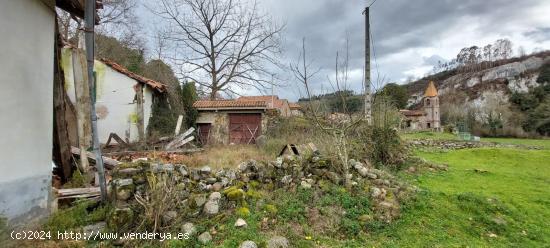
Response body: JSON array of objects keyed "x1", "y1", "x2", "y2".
[
  {"x1": 94, "y1": 63, "x2": 153, "y2": 143},
  {"x1": 0, "y1": 0, "x2": 55, "y2": 222},
  {"x1": 62, "y1": 51, "x2": 154, "y2": 144}
]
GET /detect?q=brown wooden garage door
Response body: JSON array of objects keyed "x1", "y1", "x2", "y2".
[
  {"x1": 197, "y1": 123, "x2": 212, "y2": 145},
  {"x1": 229, "y1": 113, "x2": 262, "y2": 144}
]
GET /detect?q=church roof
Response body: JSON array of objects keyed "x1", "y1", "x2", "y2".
[{"x1": 424, "y1": 81, "x2": 438, "y2": 97}]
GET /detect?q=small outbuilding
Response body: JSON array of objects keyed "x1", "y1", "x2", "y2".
[{"x1": 193, "y1": 100, "x2": 269, "y2": 145}]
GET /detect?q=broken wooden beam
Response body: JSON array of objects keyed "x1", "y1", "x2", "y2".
[
  {"x1": 103, "y1": 148, "x2": 204, "y2": 156},
  {"x1": 105, "y1": 132, "x2": 129, "y2": 148},
  {"x1": 165, "y1": 127, "x2": 195, "y2": 150},
  {"x1": 56, "y1": 187, "x2": 100, "y2": 199},
  {"x1": 175, "y1": 115, "x2": 184, "y2": 135},
  {"x1": 71, "y1": 146, "x2": 120, "y2": 169}
]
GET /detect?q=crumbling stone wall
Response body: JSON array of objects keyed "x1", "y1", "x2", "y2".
[
  {"x1": 107, "y1": 152, "x2": 416, "y2": 229},
  {"x1": 408, "y1": 139, "x2": 543, "y2": 150}
]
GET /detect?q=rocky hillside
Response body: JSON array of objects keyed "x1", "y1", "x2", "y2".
[{"x1": 404, "y1": 51, "x2": 550, "y2": 108}]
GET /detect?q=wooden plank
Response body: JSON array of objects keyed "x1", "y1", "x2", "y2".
[
  {"x1": 135, "y1": 83, "x2": 145, "y2": 143},
  {"x1": 72, "y1": 49, "x2": 92, "y2": 172},
  {"x1": 105, "y1": 132, "x2": 129, "y2": 147},
  {"x1": 165, "y1": 127, "x2": 195, "y2": 150},
  {"x1": 175, "y1": 115, "x2": 184, "y2": 135},
  {"x1": 71, "y1": 146, "x2": 120, "y2": 169},
  {"x1": 103, "y1": 148, "x2": 204, "y2": 156},
  {"x1": 56, "y1": 187, "x2": 100, "y2": 199},
  {"x1": 53, "y1": 24, "x2": 74, "y2": 183}
]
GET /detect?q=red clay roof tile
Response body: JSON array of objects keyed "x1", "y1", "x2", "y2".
[
  {"x1": 100, "y1": 58, "x2": 167, "y2": 93},
  {"x1": 193, "y1": 100, "x2": 268, "y2": 109}
]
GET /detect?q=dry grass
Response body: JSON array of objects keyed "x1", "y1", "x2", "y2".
[{"x1": 178, "y1": 145, "x2": 273, "y2": 169}]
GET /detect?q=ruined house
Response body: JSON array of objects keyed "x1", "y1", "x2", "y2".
[
  {"x1": 289, "y1": 103, "x2": 304, "y2": 117},
  {"x1": 193, "y1": 100, "x2": 269, "y2": 145},
  {"x1": 0, "y1": 0, "x2": 99, "y2": 224},
  {"x1": 401, "y1": 81, "x2": 441, "y2": 131},
  {"x1": 61, "y1": 48, "x2": 167, "y2": 144}
]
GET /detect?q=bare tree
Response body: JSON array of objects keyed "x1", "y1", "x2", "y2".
[
  {"x1": 151, "y1": 0, "x2": 284, "y2": 99},
  {"x1": 291, "y1": 38, "x2": 364, "y2": 188},
  {"x1": 57, "y1": 0, "x2": 138, "y2": 46}
]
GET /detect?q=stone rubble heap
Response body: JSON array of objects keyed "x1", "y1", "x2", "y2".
[
  {"x1": 107, "y1": 152, "x2": 416, "y2": 243},
  {"x1": 408, "y1": 139, "x2": 542, "y2": 150}
]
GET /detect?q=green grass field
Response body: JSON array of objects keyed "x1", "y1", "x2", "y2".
[
  {"x1": 364, "y1": 146, "x2": 550, "y2": 247},
  {"x1": 15, "y1": 132, "x2": 548, "y2": 248}
]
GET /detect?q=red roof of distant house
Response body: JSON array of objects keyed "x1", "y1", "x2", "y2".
[
  {"x1": 100, "y1": 59, "x2": 167, "y2": 93},
  {"x1": 289, "y1": 103, "x2": 302, "y2": 109},
  {"x1": 193, "y1": 100, "x2": 268, "y2": 110},
  {"x1": 238, "y1": 95, "x2": 279, "y2": 101},
  {"x1": 237, "y1": 95, "x2": 288, "y2": 109},
  {"x1": 400, "y1": 109, "x2": 425, "y2": 117}
]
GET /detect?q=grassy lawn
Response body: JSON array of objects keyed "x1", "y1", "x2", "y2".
[{"x1": 366, "y1": 148, "x2": 550, "y2": 247}]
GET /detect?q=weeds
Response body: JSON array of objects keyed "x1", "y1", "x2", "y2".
[
  {"x1": 0, "y1": 216, "x2": 7, "y2": 242},
  {"x1": 135, "y1": 172, "x2": 180, "y2": 233},
  {"x1": 44, "y1": 200, "x2": 109, "y2": 235}
]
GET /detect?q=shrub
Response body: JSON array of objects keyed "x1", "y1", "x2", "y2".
[{"x1": 354, "y1": 124, "x2": 408, "y2": 169}]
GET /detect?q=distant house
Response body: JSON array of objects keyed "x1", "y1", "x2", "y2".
[
  {"x1": 400, "y1": 81, "x2": 441, "y2": 131},
  {"x1": 193, "y1": 100, "x2": 268, "y2": 145},
  {"x1": 0, "y1": 0, "x2": 95, "y2": 224},
  {"x1": 62, "y1": 47, "x2": 167, "y2": 144},
  {"x1": 238, "y1": 95, "x2": 292, "y2": 117},
  {"x1": 289, "y1": 103, "x2": 304, "y2": 117}
]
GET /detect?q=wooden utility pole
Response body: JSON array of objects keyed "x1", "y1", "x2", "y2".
[{"x1": 363, "y1": 6, "x2": 372, "y2": 123}]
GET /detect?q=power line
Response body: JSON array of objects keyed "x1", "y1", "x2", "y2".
[{"x1": 368, "y1": 0, "x2": 378, "y2": 8}]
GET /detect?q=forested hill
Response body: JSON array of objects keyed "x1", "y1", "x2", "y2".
[{"x1": 401, "y1": 43, "x2": 550, "y2": 136}]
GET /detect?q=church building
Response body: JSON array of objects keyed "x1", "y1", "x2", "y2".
[{"x1": 400, "y1": 81, "x2": 441, "y2": 131}]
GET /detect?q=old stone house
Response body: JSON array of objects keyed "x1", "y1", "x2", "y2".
[
  {"x1": 61, "y1": 47, "x2": 167, "y2": 144},
  {"x1": 401, "y1": 81, "x2": 441, "y2": 131},
  {"x1": 193, "y1": 100, "x2": 269, "y2": 145},
  {"x1": 289, "y1": 103, "x2": 304, "y2": 116}
]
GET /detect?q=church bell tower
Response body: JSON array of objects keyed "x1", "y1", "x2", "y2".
[{"x1": 423, "y1": 81, "x2": 440, "y2": 131}]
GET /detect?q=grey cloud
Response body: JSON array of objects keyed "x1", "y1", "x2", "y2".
[
  {"x1": 524, "y1": 27, "x2": 550, "y2": 43},
  {"x1": 138, "y1": 0, "x2": 550, "y2": 101}
]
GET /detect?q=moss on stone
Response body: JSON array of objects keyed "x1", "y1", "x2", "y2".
[
  {"x1": 264, "y1": 204, "x2": 278, "y2": 216},
  {"x1": 226, "y1": 189, "x2": 245, "y2": 201},
  {"x1": 236, "y1": 207, "x2": 250, "y2": 217},
  {"x1": 246, "y1": 189, "x2": 262, "y2": 199}
]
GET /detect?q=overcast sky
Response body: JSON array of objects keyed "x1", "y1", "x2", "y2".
[{"x1": 138, "y1": 0, "x2": 550, "y2": 101}]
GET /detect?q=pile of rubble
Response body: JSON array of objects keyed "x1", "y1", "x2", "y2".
[
  {"x1": 109, "y1": 153, "x2": 415, "y2": 226},
  {"x1": 99, "y1": 150, "x2": 417, "y2": 246}
]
